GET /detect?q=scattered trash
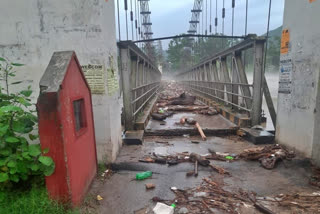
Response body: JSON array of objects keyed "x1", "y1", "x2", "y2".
[
  {"x1": 151, "y1": 112, "x2": 174, "y2": 121},
  {"x1": 158, "y1": 108, "x2": 165, "y2": 114},
  {"x1": 139, "y1": 157, "x2": 155, "y2": 163},
  {"x1": 181, "y1": 117, "x2": 206, "y2": 141},
  {"x1": 183, "y1": 134, "x2": 190, "y2": 138},
  {"x1": 191, "y1": 141, "x2": 199, "y2": 144},
  {"x1": 155, "y1": 141, "x2": 171, "y2": 145},
  {"x1": 186, "y1": 171, "x2": 194, "y2": 177},
  {"x1": 153, "y1": 202, "x2": 174, "y2": 214},
  {"x1": 190, "y1": 153, "x2": 210, "y2": 166},
  {"x1": 171, "y1": 187, "x2": 178, "y2": 191},
  {"x1": 136, "y1": 171, "x2": 152, "y2": 180},
  {"x1": 145, "y1": 183, "x2": 156, "y2": 190},
  {"x1": 225, "y1": 156, "x2": 234, "y2": 160},
  {"x1": 237, "y1": 129, "x2": 246, "y2": 137},
  {"x1": 193, "y1": 192, "x2": 208, "y2": 197},
  {"x1": 152, "y1": 196, "x2": 167, "y2": 202},
  {"x1": 101, "y1": 169, "x2": 113, "y2": 179},
  {"x1": 96, "y1": 195, "x2": 103, "y2": 201}
]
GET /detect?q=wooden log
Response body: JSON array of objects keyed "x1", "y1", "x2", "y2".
[
  {"x1": 194, "y1": 160, "x2": 198, "y2": 177},
  {"x1": 167, "y1": 105, "x2": 209, "y2": 111},
  {"x1": 195, "y1": 122, "x2": 207, "y2": 141}
]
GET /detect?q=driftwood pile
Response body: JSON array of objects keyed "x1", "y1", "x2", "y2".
[
  {"x1": 151, "y1": 82, "x2": 218, "y2": 122},
  {"x1": 164, "y1": 176, "x2": 275, "y2": 214},
  {"x1": 239, "y1": 144, "x2": 295, "y2": 169},
  {"x1": 139, "y1": 151, "x2": 230, "y2": 177}
]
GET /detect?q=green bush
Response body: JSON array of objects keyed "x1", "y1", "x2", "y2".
[{"x1": 0, "y1": 57, "x2": 55, "y2": 188}]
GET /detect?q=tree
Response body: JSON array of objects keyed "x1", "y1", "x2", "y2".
[{"x1": 167, "y1": 35, "x2": 193, "y2": 72}]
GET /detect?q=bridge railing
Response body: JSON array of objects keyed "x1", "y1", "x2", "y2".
[
  {"x1": 175, "y1": 37, "x2": 266, "y2": 126},
  {"x1": 118, "y1": 41, "x2": 162, "y2": 130}
]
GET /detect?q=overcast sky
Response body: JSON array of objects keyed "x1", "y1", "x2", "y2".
[{"x1": 116, "y1": 0, "x2": 285, "y2": 49}]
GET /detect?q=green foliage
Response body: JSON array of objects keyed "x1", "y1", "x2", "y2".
[
  {"x1": 166, "y1": 34, "x2": 238, "y2": 72},
  {"x1": 0, "y1": 186, "x2": 79, "y2": 214},
  {"x1": 0, "y1": 57, "x2": 55, "y2": 188},
  {"x1": 166, "y1": 27, "x2": 282, "y2": 73}
]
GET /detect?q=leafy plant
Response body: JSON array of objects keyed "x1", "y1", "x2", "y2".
[{"x1": 0, "y1": 57, "x2": 55, "y2": 188}]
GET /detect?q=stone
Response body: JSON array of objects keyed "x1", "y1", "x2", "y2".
[{"x1": 178, "y1": 207, "x2": 189, "y2": 214}]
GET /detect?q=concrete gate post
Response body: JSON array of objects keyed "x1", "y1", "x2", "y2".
[{"x1": 37, "y1": 51, "x2": 97, "y2": 206}]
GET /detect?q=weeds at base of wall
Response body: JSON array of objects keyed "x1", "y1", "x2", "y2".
[{"x1": 0, "y1": 182, "x2": 80, "y2": 214}]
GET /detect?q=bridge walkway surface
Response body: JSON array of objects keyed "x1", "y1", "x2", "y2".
[{"x1": 82, "y1": 82, "x2": 319, "y2": 214}]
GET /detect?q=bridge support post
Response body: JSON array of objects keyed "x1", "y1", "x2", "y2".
[
  {"x1": 120, "y1": 48, "x2": 134, "y2": 130},
  {"x1": 251, "y1": 40, "x2": 265, "y2": 126}
]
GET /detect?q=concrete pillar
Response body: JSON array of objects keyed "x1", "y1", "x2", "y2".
[
  {"x1": 251, "y1": 40, "x2": 264, "y2": 126},
  {"x1": 276, "y1": 0, "x2": 320, "y2": 164}
]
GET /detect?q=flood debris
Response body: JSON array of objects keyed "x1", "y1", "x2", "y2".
[
  {"x1": 140, "y1": 151, "x2": 230, "y2": 177},
  {"x1": 309, "y1": 166, "x2": 320, "y2": 188},
  {"x1": 153, "y1": 202, "x2": 174, "y2": 214},
  {"x1": 209, "y1": 164, "x2": 230, "y2": 175},
  {"x1": 168, "y1": 92, "x2": 196, "y2": 105},
  {"x1": 96, "y1": 195, "x2": 103, "y2": 201},
  {"x1": 138, "y1": 157, "x2": 155, "y2": 163},
  {"x1": 169, "y1": 176, "x2": 259, "y2": 214},
  {"x1": 190, "y1": 153, "x2": 210, "y2": 166},
  {"x1": 239, "y1": 144, "x2": 295, "y2": 169},
  {"x1": 145, "y1": 183, "x2": 156, "y2": 190},
  {"x1": 153, "y1": 82, "x2": 220, "y2": 126},
  {"x1": 180, "y1": 117, "x2": 207, "y2": 140},
  {"x1": 157, "y1": 176, "x2": 320, "y2": 214},
  {"x1": 194, "y1": 160, "x2": 198, "y2": 177},
  {"x1": 258, "y1": 192, "x2": 320, "y2": 213},
  {"x1": 191, "y1": 140, "x2": 199, "y2": 144},
  {"x1": 167, "y1": 105, "x2": 209, "y2": 111},
  {"x1": 151, "y1": 111, "x2": 174, "y2": 121}
]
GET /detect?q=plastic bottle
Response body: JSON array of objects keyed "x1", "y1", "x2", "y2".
[
  {"x1": 136, "y1": 171, "x2": 152, "y2": 180},
  {"x1": 153, "y1": 202, "x2": 174, "y2": 214}
]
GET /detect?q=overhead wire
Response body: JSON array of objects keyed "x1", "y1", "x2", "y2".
[
  {"x1": 130, "y1": 0, "x2": 134, "y2": 40},
  {"x1": 210, "y1": 0, "x2": 212, "y2": 33},
  {"x1": 135, "y1": 0, "x2": 138, "y2": 41},
  {"x1": 202, "y1": 6, "x2": 204, "y2": 35},
  {"x1": 245, "y1": 0, "x2": 248, "y2": 36},
  {"x1": 222, "y1": 0, "x2": 225, "y2": 35},
  {"x1": 137, "y1": 0, "x2": 141, "y2": 41},
  {"x1": 206, "y1": 0, "x2": 208, "y2": 35},
  {"x1": 124, "y1": 0, "x2": 129, "y2": 40},
  {"x1": 117, "y1": 0, "x2": 121, "y2": 41},
  {"x1": 231, "y1": 0, "x2": 235, "y2": 45},
  {"x1": 264, "y1": 0, "x2": 272, "y2": 71},
  {"x1": 215, "y1": 0, "x2": 218, "y2": 34}
]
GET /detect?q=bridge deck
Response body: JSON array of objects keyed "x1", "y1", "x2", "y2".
[{"x1": 82, "y1": 82, "x2": 317, "y2": 214}]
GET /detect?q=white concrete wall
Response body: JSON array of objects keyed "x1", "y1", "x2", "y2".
[
  {"x1": 276, "y1": 0, "x2": 320, "y2": 164},
  {"x1": 0, "y1": 0, "x2": 122, "y2": 163}
]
